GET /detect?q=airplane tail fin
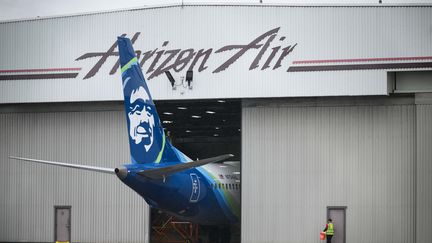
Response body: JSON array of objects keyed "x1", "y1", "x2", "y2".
[{"x1": 117, "y1": 37, "x2": 179, "y2": 164}]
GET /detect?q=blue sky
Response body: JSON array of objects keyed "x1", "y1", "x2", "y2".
[{"x1": 0, "y1": 0, "x2": 431, "y2": 21}]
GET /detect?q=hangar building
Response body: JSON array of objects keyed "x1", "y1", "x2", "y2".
[{"x1": 0, "y1": 4, "x2": 431, "y2": 243}]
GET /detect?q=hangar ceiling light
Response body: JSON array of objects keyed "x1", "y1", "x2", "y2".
[
  {"x1": 206, "y1": 111, "x2": 216, "y2": 114},
  {"x1": 155, "y1": 99, "x2": 240, "y2": 142}
]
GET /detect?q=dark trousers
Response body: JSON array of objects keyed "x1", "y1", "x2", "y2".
[{"x1": 326, "y1": 235, "x2": 333, "y2": 243}]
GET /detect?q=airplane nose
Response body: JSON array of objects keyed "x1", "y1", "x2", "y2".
[{"x1": 115, "y1": 167, "x2": 128, "y2": 180}]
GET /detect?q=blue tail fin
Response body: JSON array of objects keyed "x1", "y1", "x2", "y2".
[{"x1": 117, "y1": 37, "x2": 179, "y2": 164}]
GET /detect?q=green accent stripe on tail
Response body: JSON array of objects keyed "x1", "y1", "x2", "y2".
[
  {"x1": 121, "y1": 57, "x2": 138, "y2": 73},
  {"x1": 155, "y1": 133, "x2": 166, "y2": 164}
]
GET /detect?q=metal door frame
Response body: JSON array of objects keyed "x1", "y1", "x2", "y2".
[
  {"x1": 327, "y1": 206, "x2": 347, "y2": 243},
  {"x1": 54, "y1": 205, "x2": 71, "y2": 243}
]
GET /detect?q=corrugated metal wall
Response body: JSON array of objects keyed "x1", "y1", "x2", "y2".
[
  {"x1": 2, "y1": 6, "x2": 432, "y2": 103},
  {"x1": 416, "y1": 94, "x2": 432, "y2": 243},
  {"x1": 0, "y1": 104, "x2": 149, "y2": 243},
  {"x1": 242, "y1": 98, "x2": 416, "y2": 243}
]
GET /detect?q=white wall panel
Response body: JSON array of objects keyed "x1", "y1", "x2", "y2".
[
  {"x1": 1, "y1": 5, "x2": 432, "y2": 103},
  {"x1": 0, "y1": 105, "x2": 149, "y2": 243},
  {"x1": 242, "y1": 99, "x2": 416, "y2": 243},
  {"x1": 416, "y1": 98, "x2": 432, "y2": 243}
]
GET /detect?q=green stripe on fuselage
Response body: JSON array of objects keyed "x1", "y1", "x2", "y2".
[{"x1": 206, "y1": 172, "x2": 240, "y2": 219}]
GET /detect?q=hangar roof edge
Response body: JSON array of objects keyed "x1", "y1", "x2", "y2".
[{"x1": 1, "y1": 3, "x2": 432, "y2": 24}]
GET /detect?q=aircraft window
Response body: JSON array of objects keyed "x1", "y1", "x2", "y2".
[
  {"x1": 218, "y1": 183, "x2": 221, "y2": 189},
  {"x1": 229, "y1": 184, "x2": 232, "y2": 190}
]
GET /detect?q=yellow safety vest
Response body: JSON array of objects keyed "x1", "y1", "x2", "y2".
[{"x1": 327, "y1": 223, "x2": 334, "y2": 235}]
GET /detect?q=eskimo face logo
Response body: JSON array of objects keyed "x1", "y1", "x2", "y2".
[{"x1": 128, "y1": 86, "x2": 155, "y2": 152}]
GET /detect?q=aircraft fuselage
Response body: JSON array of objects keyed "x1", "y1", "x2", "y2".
[{"x1": 119, "y1": 161, "x2": 240, "y2": 225}]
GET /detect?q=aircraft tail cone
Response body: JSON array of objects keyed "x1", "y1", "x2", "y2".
[{"x1": 115, "y1": 167, "x2": 128, "y2": 180}]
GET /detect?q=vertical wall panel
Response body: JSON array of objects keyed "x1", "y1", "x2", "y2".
[
  {"x1": 416, "y1": 103, "x2": 432, "y2": 243},
  {"x1": 242, "y1": 100, "x2": 415, "y2": 243},
  {"x1": 0, "y1": 106, "x2": 149, "y2": 243}
]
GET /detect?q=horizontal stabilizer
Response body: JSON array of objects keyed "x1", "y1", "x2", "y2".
[
  {"x1": 137, "y1": 154, "x2": 234, "y2": 180},
  {"x1": 9, "y1": 156, "x2": 115, "y2": 174}
]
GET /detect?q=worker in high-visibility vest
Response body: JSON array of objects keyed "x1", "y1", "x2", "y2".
[{"x1": 323, "y1": 218, "x2": 334, "y2": 243}]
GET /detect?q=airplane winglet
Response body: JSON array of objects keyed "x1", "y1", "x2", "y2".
[
  {"x1": 137, "y1": 154, "x2": 234, "y2": 180},
  {"x1": 9, "y1": 156, "x2": 115, "y2": 174}
]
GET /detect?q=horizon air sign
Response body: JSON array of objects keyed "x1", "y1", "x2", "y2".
[
  {"x1": 1, "y1": 25, "x2": 430, "y2": 84},
  {"x1": 1, "y1": 7, "x2": 431, "y2": 103},
  {"x1": 75, "y1": 27, "x2": 297, "y2": 80}
]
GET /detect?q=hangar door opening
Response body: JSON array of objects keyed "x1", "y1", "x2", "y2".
[
  {"x1": 151, "y1": 99, "x2": 241, "y2": 243},
  {"x1": 0, "y1": 100, "x2": 240, "y2": 243}
]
